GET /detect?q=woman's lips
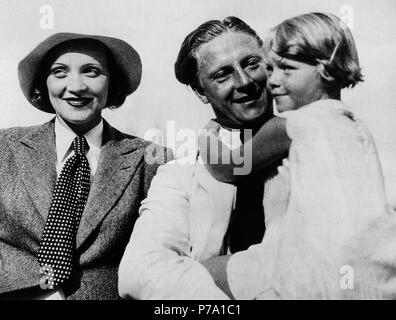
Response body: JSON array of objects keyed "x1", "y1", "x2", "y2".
[{"x1": 63, "y1": 98, "x2": 92, "y2": 107}]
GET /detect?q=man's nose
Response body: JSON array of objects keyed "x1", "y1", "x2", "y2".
[
  {"x1": 66, "y1": 74, "x2": 87, "y2": 93},
  {"x1": 234, "y1": 69, "x2": 254, "y2": 89}
]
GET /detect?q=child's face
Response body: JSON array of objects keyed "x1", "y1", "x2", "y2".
[{"x1": 265, "y1": 51, "x2": 328, "y2": 112}]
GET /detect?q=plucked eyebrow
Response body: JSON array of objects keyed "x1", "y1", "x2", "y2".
[
  {"x1": 52, "y1": 62, "x2": 104, "y2": 68},
  {"x1": 49, "y1": 62, "x2": 106, "y2": 70},
  {"x1": 49, "y1": 62, "x2": 67, "y2": 68},
  {"x1": 83, "y1": 63, "x2": 104, "y2": 68}
]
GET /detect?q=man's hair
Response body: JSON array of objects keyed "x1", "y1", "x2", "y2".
[
  {"x1": 265, "y1": 12, "x2": 363, "y2": 88},
  {"x1": 175, "y1": 16, "x2": 263, "y2": 90}
]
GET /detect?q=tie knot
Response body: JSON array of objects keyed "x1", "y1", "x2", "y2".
[{"x1": 72, "y1": 136, "x2": 89, "y2": 156}]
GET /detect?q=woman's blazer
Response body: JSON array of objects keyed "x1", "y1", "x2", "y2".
[{"x1": 0, "y1": 118, "x2": 169, "y2": 299}]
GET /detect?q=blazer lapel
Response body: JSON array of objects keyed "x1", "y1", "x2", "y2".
[
  {"x1": 76, "y1": 121, "x2": 146, "y2": 249},
  {"x1": 18, "y1": 120, "x2": 57, "y2": 224},
  {"x1": 189, "y1": 154, "x2": 236, "y2": 260}
]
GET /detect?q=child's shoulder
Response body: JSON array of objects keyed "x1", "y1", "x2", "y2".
[{"x1": 285, "y1": 99, "x2": 362, "y2": 141}]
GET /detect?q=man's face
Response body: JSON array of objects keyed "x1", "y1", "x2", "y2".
[{"x1": 195, "y1": 31, "x2": 270, "y2": 129}]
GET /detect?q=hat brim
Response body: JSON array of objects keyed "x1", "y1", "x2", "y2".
[{"x1": 18, "y1": 32, "x2": 142, "y2": 113}]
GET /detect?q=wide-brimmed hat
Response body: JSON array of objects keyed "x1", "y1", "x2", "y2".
[{"x1": 18, "y1": 32, "x2": 142, "y2": 113}]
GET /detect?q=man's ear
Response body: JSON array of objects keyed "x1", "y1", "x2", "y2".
[{"x1": 193, "y1": 87, "x2": 209, "y2": 104}]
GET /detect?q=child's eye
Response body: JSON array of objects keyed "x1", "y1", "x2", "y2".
[
  {"x1": 279, "y1": 64, "x2": 295, "y2": 71},
  {"x1": 265, "y1": 64, "x2": 273, "y2": 74}
]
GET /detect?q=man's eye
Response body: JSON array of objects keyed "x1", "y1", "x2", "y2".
[
  {"x1": 214, "y1": 72, "x2": 230, "y2": 82},
  {"x1": 246, "y1": 59, "x2": 260, "y2": 68}
]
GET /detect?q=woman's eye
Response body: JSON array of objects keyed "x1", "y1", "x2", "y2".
[
  {"x1": 85, "y1": 67, "x2": 101, "y2": 77},
  {"x1": 51, "y1": 68, "x2": 67, "y2": 78},
  {"x1": 265, "y1": 64, "x2": 273, "y2": 74}
]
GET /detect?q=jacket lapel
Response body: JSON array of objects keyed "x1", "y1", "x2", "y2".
[
  {"x1": 76, "y1": 121, "x2": 146, "y2": 249},
  {"x1": 189, "y1": 154, "x2": 237, "y2": 260},
  {"x1": 18, "y1": 120, "x2": 57, "y2": 224}
]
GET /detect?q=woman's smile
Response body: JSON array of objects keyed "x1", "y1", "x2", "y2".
[
  {"x1": 62, "y1": 97, "x2": 94, "y2": 107},
  {"x1": 45, "y1": 41, "x2": 110, "y2": 134}
]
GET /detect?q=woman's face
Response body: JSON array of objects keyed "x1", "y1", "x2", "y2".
[
  {"x1": 266, "y1": 50, "x2": 328, "y2": 112},
  {"x1": 46, "y1": 41, "x2": 110, "y2": 133}
]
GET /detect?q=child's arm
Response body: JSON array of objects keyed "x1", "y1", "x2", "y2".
[{"x1": 199, "y1": 117, "x2": 290, "y2": 183}]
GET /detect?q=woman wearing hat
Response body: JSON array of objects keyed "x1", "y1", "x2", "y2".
[{"x1": 0, "y1": 33, "x2": 170, "y2": 299}]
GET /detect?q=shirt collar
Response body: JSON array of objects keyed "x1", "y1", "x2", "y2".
[{"x1": 55, "y1": 117, "x2": 103, "y2": 163}]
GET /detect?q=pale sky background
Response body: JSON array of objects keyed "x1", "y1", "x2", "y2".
[{"x1": 1, "y1": 0, "x2": 396, "y2": 200}]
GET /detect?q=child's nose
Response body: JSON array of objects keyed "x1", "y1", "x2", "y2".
[{"x1": 267, "y1": 69, "x2": 282, "y2": 89}]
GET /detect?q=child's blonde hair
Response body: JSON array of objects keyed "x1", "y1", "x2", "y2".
[{"x1": 265, "y1": 12, "x2": 363, "y2": 88}]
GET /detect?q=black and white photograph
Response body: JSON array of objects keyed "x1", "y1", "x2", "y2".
[{"x1": 0, "y1": 0, "x2": 396, "y2": 307}]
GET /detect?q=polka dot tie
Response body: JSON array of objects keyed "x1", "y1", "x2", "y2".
[{"x1": 38, "y1": 136, "x2": 90, "y2": 289}]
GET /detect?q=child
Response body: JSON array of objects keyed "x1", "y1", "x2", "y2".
[{"x1": 202, "y1": 12, "x2": 396, "y2": 299}]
